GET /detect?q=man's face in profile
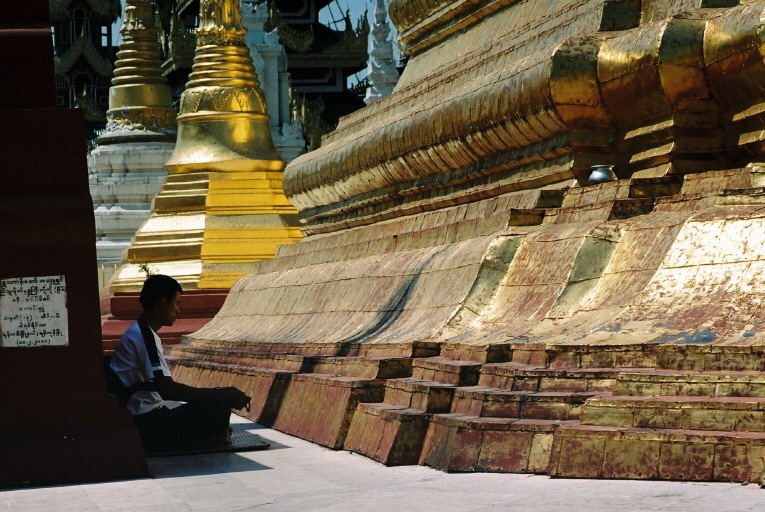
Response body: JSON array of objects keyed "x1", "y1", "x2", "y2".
[{"x1": 159, "y1": 292, "x2": 182, "y2": 326}]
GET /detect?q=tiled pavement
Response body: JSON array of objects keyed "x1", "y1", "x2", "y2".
[{"x1": 1, "y1": 415, "x2": 763, "y2": 512}]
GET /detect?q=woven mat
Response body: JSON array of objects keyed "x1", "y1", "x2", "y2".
[{"x1": 146, "y1": 433, "x2": 270, "y2": 457}]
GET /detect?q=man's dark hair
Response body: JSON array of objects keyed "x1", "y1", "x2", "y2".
[{"x1": 139, "y1": 274, "x2": 182, "y2": 310}]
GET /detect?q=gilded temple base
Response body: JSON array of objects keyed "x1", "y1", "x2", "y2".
[{"x1": 162, "y1": 167, "x2": 765, "y2": 481}]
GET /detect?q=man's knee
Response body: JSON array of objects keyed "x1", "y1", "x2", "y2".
[{"x1": 200, "y1": 394, "x2": 232, "y2": 424}]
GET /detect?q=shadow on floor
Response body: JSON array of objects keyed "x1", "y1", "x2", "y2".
[{"x1": 147, "y1": 451, "x2": 272, "y2": 479}]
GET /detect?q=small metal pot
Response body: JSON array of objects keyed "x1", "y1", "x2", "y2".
[{"x1": 588, "y1": 165, "x2": 615, "y2": 185}]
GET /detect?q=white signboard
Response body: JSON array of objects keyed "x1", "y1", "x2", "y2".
[{"x1": 0, "y1": 275, "x2": 69, "y2": 348}]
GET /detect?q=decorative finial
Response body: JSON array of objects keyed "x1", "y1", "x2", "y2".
[
  {"x1": 165, "y1": 0, "x2": 283, "y2": 173},
  {"x1": 98, "y1": 0, "x2": 176, "y2": 143},
  {"x1": 364, "y1": 0, "x2": 399, "y2": 105}
]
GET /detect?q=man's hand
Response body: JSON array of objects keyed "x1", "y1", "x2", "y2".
[
  {"x1": 215, "y1": 386, "x2": 251, "y2": 410},
  {"x1": 155, "y1": 377, "x2": 250, "y2": 410}
]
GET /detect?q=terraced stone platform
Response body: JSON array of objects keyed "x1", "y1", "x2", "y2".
[
  {"x1": 163, "y1": 166, "x2": 765, "y2": 481},
  {"x1": 166, "y1": 339, "x2": 765, "y2": 482},
  {"x1": 167, "y1": 0, "x2": 765, "y2": 484}
]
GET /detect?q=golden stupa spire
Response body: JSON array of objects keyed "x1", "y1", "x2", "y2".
[
  {"x1": 109, "y1": 0, "x2": 300, "y2": 292},
  {"x1": 98, "y1": 0, "x2": 175, "y2": 143},
  {"x1": 165, "y1": 0, "x2": 283, "y2": 172}
]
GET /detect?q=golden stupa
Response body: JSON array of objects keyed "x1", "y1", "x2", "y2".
[
  {"x1": 98, "y1": 0, "x2": 175, "y2": 142},
  {"x1": 110, "y1": 0, "x2": 301, "y2": 291}
]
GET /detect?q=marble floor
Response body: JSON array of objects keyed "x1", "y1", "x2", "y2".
[{"x1": 1, "y1": 415, "x2": 763, "y2": 512}]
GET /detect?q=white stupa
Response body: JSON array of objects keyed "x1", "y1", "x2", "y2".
[
  {"x1": 88, "y1": 0, "x2": 176, "y2": 292},
  {"x1": 241, "y1": 0, "x2": 306, "y2": 163},
  {"x1": 364, "y1": 0, "x2": 399, "y2": 105}
]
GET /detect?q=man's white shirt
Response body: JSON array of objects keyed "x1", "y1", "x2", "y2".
[{"x1": 110, "y1": 321, "x2": 171, "y2": 415}]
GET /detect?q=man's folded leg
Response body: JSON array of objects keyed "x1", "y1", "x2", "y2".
[{"x1": 135, "y1": 395, "x2": 232, "y2": 452}]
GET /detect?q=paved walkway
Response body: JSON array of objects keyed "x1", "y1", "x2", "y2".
[{"x1": 2, "y1": 415, "x2": 763, "y2": 511}]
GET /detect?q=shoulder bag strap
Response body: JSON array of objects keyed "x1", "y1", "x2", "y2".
[{"x1": 137, "y1": 318, "x2": 165, "y2": 380}]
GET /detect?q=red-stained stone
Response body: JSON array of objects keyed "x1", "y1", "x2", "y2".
[
  {"x1": 419, "y1": 415, "x2": 453, "y2": 467},
  {"x1": 658, "y1": 442, "x2": 715, "y2": 481},
  {"x1": 511, "y1": 345, "x2": 548, "y2": 366},
  {"x1": 420, "y1": 414, "x2": 563, "y2": 472},
  {"x1": 601, "y1": 438, "x2": 660, "y2": 479},
  {"x1": 477, "y1": 430, "x2": 533, "y2": 472},
  {"x1": 273, "y1": 374, "x2": 384, "y2": 448},
  {"x1": 550, "y1": 429, "x2": 608, "y2": 478},
  {"x1": 713, "y1": 442, "x2": 765, "y2": 483},
  {"x1": 345, "y1": 404, "x2": 431, "y2": 465},
  {"x1": 441, "y1": 342, "x2": 513, "y2": 363},
  {"x1": 384, "y1": 378, "x2": 455, "y2": 412},
  {"x1": 411, "y1": 357, "x2": 482, "y2": 385}
]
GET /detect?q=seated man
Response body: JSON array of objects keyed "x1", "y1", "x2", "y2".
[{"x1": 110, "y1": 274, "x2": 250, "y2": 452}]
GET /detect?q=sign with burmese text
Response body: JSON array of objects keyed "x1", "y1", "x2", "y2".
[{"x1": 0, "y1": 275, "x2": 68, "y2": 347}]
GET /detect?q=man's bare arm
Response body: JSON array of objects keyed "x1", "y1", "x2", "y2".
[{"x1": 154, "y1": 376, "x2": 250, "y2": 409}]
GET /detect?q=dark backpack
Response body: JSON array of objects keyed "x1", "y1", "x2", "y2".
[{"x1": 105, "y1": 319, "x2": 164, "y2": 407}]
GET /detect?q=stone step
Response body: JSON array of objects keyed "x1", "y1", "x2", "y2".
[
  {"x1": 628, "y1": 175, "x2": 684, "y2": 198},
  {"x1": 344, "y1": 382, "x2": 596, "y2": 468},
  {"x1": 655, "y1": 345, "x2": 765, "y2": 372},
  {"x1": 510, "y1": 344, "x2": 765, "y2": 373},
  {"x1": 383, "y1": 378, "x2": 456, "y2": 413},
  {"x1": 548, "y1": 423, "x2": 765, "y2": 482},
  {"x1": 451, "y1": 387, "x2": 599, "y2": 420},
  {"x1": 166, "y1": 347, "x2": 412, "y2": 379},
  {"x1": 168, "y1": 358, "x2": 293, "y2": 427},
  {"x1": 440, "y1": 342, "x2": 513, "y2": 363},
  {"x1": 344, "y1": 404, "x2": 431, "y2": 465},
  {"x1": 419, "y1": 413, "x2": 576, "y2": 473},
  {"x1": 583, "y1": 395, "x2": 765, "y2": 432},
  {"x1": 271, "y1": 373, "x2": 385, "y2": 449},
  {"x1": 308, "y1": 356, "x2": 412, "y2": 379},
  {"x1": 477, "y1": 362, "x2": 543, "y2": 389},
  {"x1": 545, "y1": 197, "x2": 656, "y2": 224},
  {"x1": 411, "y1": 357, "x2": 482, "y2": 385},
  {"x1": 165, "y1": 347, "x2": 311, "y2": 371},
  {"x1": 614, "y1": 369, "x2": 765, "y2": 397},
  {"x1": 170, "y1": 356, "x2": 386, "y2": 448},
  {"x1": 513, "y1": 343, "x2": 655, "y2": 369},
  {"x1": 479, "y1": 363, "x2": 619, "y2": 393},
  {"x1": 344, "y1": 375, "x2": 471, "y2": 466}
]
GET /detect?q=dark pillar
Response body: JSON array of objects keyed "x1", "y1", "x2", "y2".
[{"x1": 0, "y1": 0, "x2": 148, "y2": 487}]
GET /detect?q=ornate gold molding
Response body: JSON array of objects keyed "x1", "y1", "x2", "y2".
[
  {"x1": 195, "y1": 0, "x2": 247, "y2": 46},
  {"x1": 165, "y1": 0, "x2": 282, "y2": 172},
  {"x1": 104, "y1": 106, "x2": 177, "y2": 133},
  {"x1": 283, "y1": 0, "x2": 765, "y2": 233}
]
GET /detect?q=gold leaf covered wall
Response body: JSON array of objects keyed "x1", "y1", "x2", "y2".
[
  {"x1": 282, "y1": 0, "x2": 765, "y2": 236},
  {"x1": 167, "y1": 0, "x2": 765, "y2": 483}
]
